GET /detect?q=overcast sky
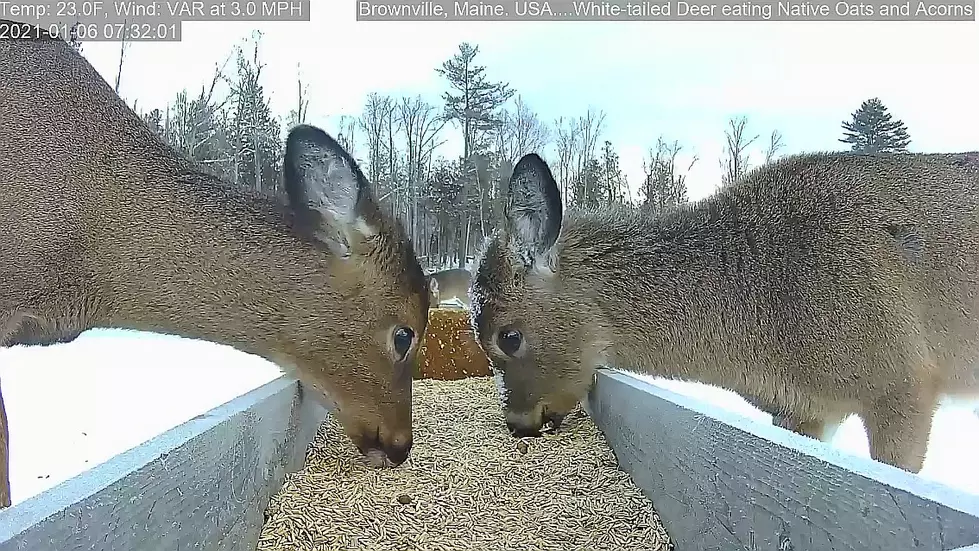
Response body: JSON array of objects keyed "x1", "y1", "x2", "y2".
[{"x1": 78, "y1": 4, "x2": 978, "y2": 201}]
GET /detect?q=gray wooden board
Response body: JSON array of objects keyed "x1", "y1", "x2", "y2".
[
  {"x1": 586, "y1": 369, "x2": 979, "y2": 551},
  {"x1": 0, "y1": 376, "x2": 328, "y2": 551}
]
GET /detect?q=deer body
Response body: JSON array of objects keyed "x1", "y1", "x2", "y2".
[
  {"x1": 427, "y1": 268, "x2": 473, "y2": 308},
  {"x1": 0, "y1": 24, "x2": 429, "y2": 507},
  {"x1": 470, "y1": 151, "x2": 979, "y2": 474}
]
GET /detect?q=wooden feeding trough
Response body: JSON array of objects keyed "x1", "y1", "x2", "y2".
[
  {"x1": 0, "y1": 367, "x2": 978, "y2": 550},
  {"x1": 416, "y1": 307, "x2": 491, "y2": 380}
]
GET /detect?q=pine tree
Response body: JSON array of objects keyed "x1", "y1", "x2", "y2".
[
  {"x1": 436, "y1": 43, "x2": 514, "y2": 159},
  {"x1": 839, "y1": 98, "x2": 911, "y2": 153},
  {"x1": 436, "y1": 42, "x2": 514, "y2": 253}
]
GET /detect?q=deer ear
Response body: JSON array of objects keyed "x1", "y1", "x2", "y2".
[
  {"x1": 505, "y1": 153, "x2": 563, "y2": 265},
  {"x1": 282, "y1": 124, "x2": 379, "y2": 257},
  {"x1": 429, "y1": 277, "x2": 439, "y2": 294}
]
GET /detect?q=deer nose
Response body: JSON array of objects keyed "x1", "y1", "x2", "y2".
[
  {"x1": 382, "y1": 438, "x2": 413, "y2": 466},
  {"x1": 506, "y1": 412, "x2": 543, "y2": 438},
  {"x1": 543, "y1": 411, "x2": 567, "y2": 431},
  {"x1": 358, "y1": 429, "x2": 413, "y2": 466}
]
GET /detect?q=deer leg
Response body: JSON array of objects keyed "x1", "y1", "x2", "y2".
[
  {"x1": 863, "y1": 382, "x2": 936, "y2": 473},
  {"x1": 742, "y1": 394, "x2": 791, "y2": 426},
  {"x1": 0, "y1": 312, "x2": 17, "y2": 508},
  {"x1": 743, "y1": 393, "x2": 846, "y2": 442},
  {"x1": 777, "y1": 414, "x2": 846, "y2": 443},
  {"x1": 0, "y1": 380, "x2": 9, "y2": 508},
  {"x1": 744, "y1": 393, "x2": 819, "y2": 435}
]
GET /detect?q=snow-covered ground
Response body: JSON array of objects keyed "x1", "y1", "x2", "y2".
[
  {"x1": 638, "y1": 374, "x2": 979, "y2": 496},
  {"x1": 0, "y1": 329, "x2": 283, "y2": 505},
  {"x1": 1, "y1": 330, "x2": 976, "y2": 506},
  {"x1": 435, "y1": 298, "x2": 468, "y2": 309}
]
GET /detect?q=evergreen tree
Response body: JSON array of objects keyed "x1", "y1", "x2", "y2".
[
  {"x1": 436, "y1": 43, "x2": 514, "y2": 249},
  {"x1": 436, "y1": 42, "x2": 514, "y2": 158},
  {"x1": 839, "y1": 98, "x2": 911, "y2": 153}
]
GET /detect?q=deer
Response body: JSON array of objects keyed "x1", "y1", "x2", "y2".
[
  {"x1": 0, "y1": 22, "x2": 430, "y2": 508},
  {"x1": 467, "y1": 150, "x2": 979, "y2": 475},
  {"x1": 427, "y1": 268, "x2": 473, "y2": 308}
]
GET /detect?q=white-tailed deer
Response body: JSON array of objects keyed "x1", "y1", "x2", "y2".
[
  {"x1": 468, "y1": 150, "x2": 979, "y2": 474},
  {"x1": 0, "y1": 22, "x2": 430, "y2": 507},
  {"x1": 427, "y1": 268, "x2": 473, "y2": 308}
]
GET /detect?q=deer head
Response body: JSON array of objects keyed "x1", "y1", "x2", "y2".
[
  {"x1": 278, "y1": 125, "x2": 429, "y2": 464},
  {"x1": 468, "y1": 154, "x2": 599, "y2": 437},
  {"x1": 0, "y1": 31, "x2": 430, "y2": 467}
]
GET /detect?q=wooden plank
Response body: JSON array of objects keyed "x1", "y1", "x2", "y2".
[
  {"x1": 586, "y1": 369, "x2": 979, "y2": 551},
  {"x1": 0, "y1": 375, "x2": 327, "y2": 551}
]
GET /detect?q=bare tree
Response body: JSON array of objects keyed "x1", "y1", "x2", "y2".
[
  {"x1": 562, "y1": 107, "x2": 607, "y2": 209},
  {"x1": 548, "y1": 109, "x2": 607, "y2": 209},
  {"x1": 399, "y1": 96, "x2": 447, "y2": 189},
  {"x1": 574, "y1": 107, "x2": 606, "y2": 178},
  {"x1": 398, "y1": 95, "x2": 447, "y2": 253},
  {"x1": 641, "y1": 136, "x2": 697, "y2": 214},
  {"x1": 218, "y1": 31, "x2": 282, "y2": 195},
  {"x1": 156, "y1": 59, "x2": 234, "y2": 175},
  {"x1": 764, "y1": 129, "x2": 785, "y2": 164},
  {"x1": 495, "y1": 95, "x2": 551, "y2": 165},
  {"x1": 553, "y1": 115, "x2": 580, "y2": 201},
  {"x1": 285, "y1": 62, "x2": 309, "y2": 128},
  {"x1": 599, "y1": 140, "x2": 629, "y2": 206},
  {"x1": 113, "y1": 21, "x2": 130, "y2": 94},
  {"x1": 719, "y1": 116, "x2": 759, "y2": 186},
  {"x1": 247, "y1": 31, "x2": 265, "y2": 192},
  {"x1": 383, "y1": 103, "x2": 402, "y2": 211},
  {"x1": 335, "y1": 114, "x2": 358, "y2": 157},
  {"x1": 359, "y1": 93, "x2": 396, "y2": 186},
  {"x1": 65, "y1": 22, "x2": 82, "y2": 52}
]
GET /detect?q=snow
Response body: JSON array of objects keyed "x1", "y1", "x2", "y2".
[
  {"x1": 435, "y1": 298, "x2": 468, "y2": 309},
  {"x1": 0, "y1": 329, "x2": 283, "y2": 505},
  {"x1": 425, "y1": 259, "x2": 475, "y2": 273},
  {"x1": 636, "y1": 374, "x2": 979, "y2": 496},
  {"x1": 1, "y1": 329, "x2": 975, "y2": 507}
]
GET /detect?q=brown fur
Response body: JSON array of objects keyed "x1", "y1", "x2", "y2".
[
  {"x1": 427, "y1": 268, "x2": 473, "y2": 308},
  {"x1": 0, "y1": 22, "x2": 429, "y2": 506},
  {"x1": 469, "y1": 150, "x2": 979, "y2": 474}
]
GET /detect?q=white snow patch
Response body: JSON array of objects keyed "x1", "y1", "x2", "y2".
[
  {"x1": 436, "y1": 298, "x2": 468, "y2": 309},
  {"x1": 636, "y1": 374, "x2": 979, "y2": 496},
  {"x1": 0, "y1": 329, "x2": 283, "y2": 505},
  {"x1": 5, "y1": 329, "x2": 976, "y2": 509}
]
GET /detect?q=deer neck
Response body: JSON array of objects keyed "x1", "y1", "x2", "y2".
[
  {"x1": 561, "y1": 203, "x2": 752, "y2": 386},
  {"x1": 98, "y1": 171, "x2": 344, "y2": 362}
]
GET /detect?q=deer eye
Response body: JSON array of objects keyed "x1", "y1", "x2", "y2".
[
  {"x1": 393, "y1": 327, "x2": 414, "y2": 361},
  {"x1": 497, "y1": 328, "x2": 522, "y2": 357}
]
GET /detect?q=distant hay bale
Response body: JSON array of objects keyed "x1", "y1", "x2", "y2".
[
  {"x1": 258, "y1": 377, "x2": 673, "y2": 551},
  {"x1": 416, "y1": 308, "x2": 491, "y2": 380}
]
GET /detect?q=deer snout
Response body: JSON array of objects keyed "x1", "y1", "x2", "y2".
[
  {"x1": 355, "y1": 428, "x2": 413, "y2": 467},
  {"x1": 506, "y1": 408, "x2": 567, "y2": 438},
  {"x1": 543, "y1": 410, "x2": 567, "y2": 431},
  {"x1": 505, "y1": 410, "x2": 544, "y2": 438},
  {"x1": 382, "y1": 434, "x2": 413, "y2": 465}
]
